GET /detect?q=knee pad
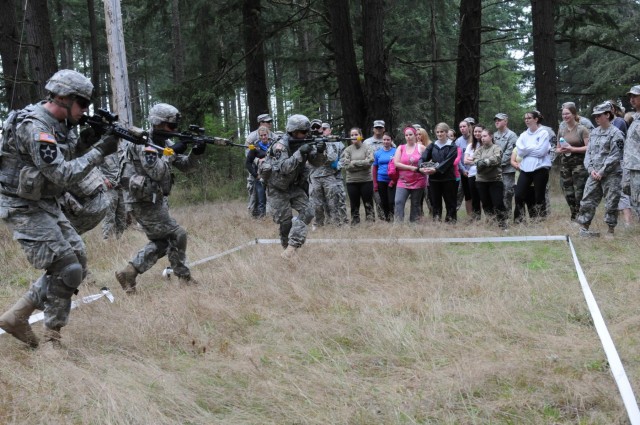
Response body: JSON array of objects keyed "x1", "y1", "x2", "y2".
[{"x1": 47, "y1": 255, "x2": 83, "y2": 299}]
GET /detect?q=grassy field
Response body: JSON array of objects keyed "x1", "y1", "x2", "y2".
[{"x1": 0, "y1": 196, "x2": 639, "y2": 424}]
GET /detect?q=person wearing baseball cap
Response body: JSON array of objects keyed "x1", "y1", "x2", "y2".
[
  {"x1": 245, "y1": 114, "x2": 276, "y2": 218},
  {"x1": 559, "y1": 102, "x2": 594, "y2": 131},
  {"x1": 493, "y1": 113, "x2": 518, "y2": 214},
  {"x1": 364, "y1": 120, "x2": 388, "y2": 221},
  {"x1": 575, "y1": 101, "x2": 624, "y2": 238},
  {"x1": 321, "y1": 122, "x2": 332, "y2": 136}
]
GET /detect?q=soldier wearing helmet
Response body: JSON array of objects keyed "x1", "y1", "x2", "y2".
[
  {"x1": 0, "y1": 70, "x2": 118, "y2": 349},
  {"x1": 258, "y1": 114, "x2": 319, "y2": 258},
  {"x1": 115, "y1": 102, "x2": 203, "y2": 293}
]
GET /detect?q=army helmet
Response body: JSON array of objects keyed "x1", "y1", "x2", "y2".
[
  {"x1": 45, "y1": 69, "x2": 93, "y2": 101},
  {"x1": 286, "y1": 114, "x2": 311, "y2": 134},
  {"x1": 148, "y1": 103, "x2": 181, "y2": 126}
]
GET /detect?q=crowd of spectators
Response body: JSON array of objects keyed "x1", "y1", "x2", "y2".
[{"x1": 243, "y1": 85, "x2": 639, "y2": 237}]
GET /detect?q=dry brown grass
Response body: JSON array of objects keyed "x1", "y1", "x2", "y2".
[{"x1": 1, "y1": 196, "x2": 639, "y2": 424}]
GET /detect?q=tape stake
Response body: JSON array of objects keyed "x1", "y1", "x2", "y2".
[{"x1": 567, "y1": 237, "x2": 640, "y2": 424}]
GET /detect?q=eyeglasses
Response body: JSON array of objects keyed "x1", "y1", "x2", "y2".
[
  {"x1": 311, "y1": 125, "x2": 321, "y2": 130},
  {"x1": 166, "y1": 122, "x2": 179, "y2": 130},
  {"x1": 74, "y1": 96, "x2": 91, "y2": 109}
]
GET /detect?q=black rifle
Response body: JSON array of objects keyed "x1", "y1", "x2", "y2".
[
  {"x1": 79, "y1": 109, "x2": 172, "y2": 155},
  {"x1": 287, "y1": 135, "x2": 362, "y2": 153},
  {"x1": 153, "y1": 125, "x2": 232, "y2": 147}
]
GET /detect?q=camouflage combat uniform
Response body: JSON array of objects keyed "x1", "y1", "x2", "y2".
[
  {"x1": 623, "y1": 111, "x2": 640, "y2": 207},
  {"x1": 259, "y1": 134, "x2": 314, "y2": 248},
  {"x1": 0, "y1": 102, "x2": 106, "y2": 331},
  {"x1": 576, "y1": 125, "x2": 624, "y2": 228},
  {"x1": 307, "y1": 141, "x2": 347, "y2": 226},
  {"x1": 557, "y1": 124, "x2": 589, "y2": 220},
  {"x1": 99, "y1": 143, "x2": 128, "y2": 239},
  {"x1": 493, "y1": 128, "x2": 517, "y2": 213},
  {"x1": 119, "y1": 134, "x2": 199, "y2": 279}
]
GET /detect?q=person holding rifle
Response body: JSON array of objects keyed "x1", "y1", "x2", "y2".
[{"x1": 115, "y1": 103, "x2": 208, "y2": 293}]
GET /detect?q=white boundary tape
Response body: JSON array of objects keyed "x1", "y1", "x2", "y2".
[
  {"x1": 0, "y1": 287, "x2": 115, "y2": 336},
  {"x1": 188, "y1": 234, "x2": 640, "y2": 422}
]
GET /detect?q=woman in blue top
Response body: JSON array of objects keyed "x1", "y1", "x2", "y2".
[{"x1": 372, "y1": 132, "x2": 396, "y2": 221}]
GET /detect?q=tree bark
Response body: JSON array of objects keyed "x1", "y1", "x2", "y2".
[
  {"x1": 171, "y1": 0, "x2": 185, "y2": 83},
  {"x1": 0, "y1": 0, "x2": 34, "y2": 108},
  {"x1": 361, "y1": 0, "x2": 393, "y2": 137},
  {"x1": 429, "y1": 1, "x2": 440, "y2": 126},
  {"x1": 24, "y1": 0, "x2": 58, "y2": 100},
  {"x1": 242, "y1": 0, "x2": 269, "y2": 131},
  {"x1": 325, "y1": 0, "x2": 366, "y2": 131},
  {"x1": 531, "y1": 0, "x2": 558, "y2": 130},
  {"x1": 87, "y1": 0, "x2": 102, "y2": 108},
  {"x1": 53, "y1": 0, "x2": 73, "y2": 69},
  {"x1": 454, "y1": 0, "x2": 481, "y2": 127}
]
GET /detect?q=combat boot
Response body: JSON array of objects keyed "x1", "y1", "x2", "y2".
[
  {"x1": 178, "y1": 275, "x2": 199, "y2": 286},
  {"x1": 42, "y1": 326, "x2": 62, "y2": 350},
  {"x1": 281, "y1": 245, "x2": 298, "y2": 259},
  {"x1": 115, "y1": 263, "x2": 138, "y2": 294},
  {"x1": 579, "y1": 226, "x2": 600, "y2": 238},
  {"x1": 0, "y1": 296, "x2": 39, "y2": 348},
  {"x1": 605, "y1": 226, "x2": 615, "y2": 240}
]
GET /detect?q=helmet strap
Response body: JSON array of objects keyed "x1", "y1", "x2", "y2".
[{"x1": 49, "y1": 95, "x2": 76, "y2": 123}]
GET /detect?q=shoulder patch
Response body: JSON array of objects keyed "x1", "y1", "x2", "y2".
[
  {"x1": 34, "y1": 132, "x2": 57, "y2": 144},
  {"x1": 144, "y1": 149, "x2": 159, "y2": 166},
  {"x1": 39, "y1": 143, "x2": 59, "y2": 163}
]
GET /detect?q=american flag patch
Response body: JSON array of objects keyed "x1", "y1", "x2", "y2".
[
  {"x1": 143, "y1": 146, "x2": 157, "y2": 153},
  {"x1": 34, "y1": 132, "x2": 57, "y2": 144}
]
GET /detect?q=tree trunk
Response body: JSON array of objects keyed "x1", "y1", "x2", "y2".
[
  {"x1": 0, "y1": 0, "x2": 34, "y2": 108},
  {"x1": 53, "y1": 0, "x2": 73, "y2": 69},
  {"x1": 87, "y1": 0, "x2": 102, "y2": 108},
  {"x1": 24, "y1": 0, "x2": 58, "y2": 99},
  {"x1": 171, "y1": 0, "x2": 185, "y2": 83},
  {"x1": 361, "y1": 0, "x2": 393, "y2": 137},
  {"x1": 325, "y1": 0, "x2": 366, "y2": 131},
  {"x1": 242, "y1": 0, "x2": 269, "y2": 131},
  {"x1": 430, "y1": 1, "x2": 440, "y2": 126},
  {"x1": 454, "y1": 0, "x2": 481, "y2": 126},
  {"x1": 531, "y1": 0, "x2": 558, "y2": 130}
]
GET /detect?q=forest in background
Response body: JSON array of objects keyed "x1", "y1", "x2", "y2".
[{"x1": 1, "y1": 0, "x2": 639, "y2": 140}]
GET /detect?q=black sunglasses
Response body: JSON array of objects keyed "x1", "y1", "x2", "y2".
[
  {"x1": 166, "y1": 122, "x2": 179, "y2": 130},
  {"x1": 74, "y1": 96, "x2": 91, "y2": 109}
]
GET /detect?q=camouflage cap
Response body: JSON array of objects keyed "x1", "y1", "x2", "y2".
[
  {"x1": 591, "y1": 101, "x2": 613, "y2": 116},
  {"x1": 45, "y1": 69, "x2": 93, "y2": 101},
  {"x1": 561, "y1": 102, "x2": 576, "y2": 110},
  {"x1": 373, "y1": 120, "x2": 385, "y2": 128},
  {"x1": 412, "y1": 124, "x2": 422, "y2": 129},
  {"x1": 463, "y1": 117, "x2": 476, "y2": 125},
  {"x1": 148, "y1": 103, "x2": 181, "y2": 125},
  {"x1": 494, "y1": 113, "x2": 508, "y2": 120},
  {"x1": 321, "y1": 122, "x2": 330, "y2": 129},
  {"x1": 257, "y1": 113, "x2": 273, "y2": 123},
  {"x1": 286, "y1": 114, "x2": 311, "y2": 133},
  {"x1": 627, "y1": 85, "x2": 640, "y2": 96}
]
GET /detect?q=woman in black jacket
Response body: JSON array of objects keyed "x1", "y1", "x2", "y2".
[{"x1": 420, "y1": 122, "x2": 459, "y2": 222}]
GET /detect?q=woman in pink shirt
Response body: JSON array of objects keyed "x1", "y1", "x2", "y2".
[{"x1": 393, "y1": 127, "x2": 427, "y2": 222}]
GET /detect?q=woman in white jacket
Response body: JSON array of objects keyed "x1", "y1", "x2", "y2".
[{"x1": 513, "y1": 111, "x2": 552, "y2": 222}]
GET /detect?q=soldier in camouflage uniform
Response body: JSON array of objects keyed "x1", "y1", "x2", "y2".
[
  {"x1": 557, "y1": 104, "x2": 590, "y2": 221},
  {"x1": 577, "y1": 102, "x2": 625, "y2": 237},
  {"x1": 493, "y1": 113, "x2": 517, "y2": 214},
  {"x1": 258, "y1": 114, "x2": 317, "y2": 259},
  {"x1": 115, "y1": 103, "x2": 218, "y2": 293},
  {"x1": 99, "y1": 143, "x2": 128, "y2": 239},
  {"x1": 0, "y1": 70, "x2": 118, "y2": 348},
  {"x1": 307, "y1": 137, "x2": 347, "y2": 226},
  {"x1": 623, "y1": 86, "x2": 640, "y2": 209}
]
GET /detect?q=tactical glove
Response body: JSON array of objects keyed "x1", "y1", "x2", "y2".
[
  {"x1": 298, "y1": 143, "x2": 312, "y2": 155},
  {"x1": 316, "y1": 140, "x2": 326, "y2": 153},
  {"x1": 93, "y1": 135, "x2": 119, "y2": 157},
  {"x1": 171, "y1": 141, "x2": 188, "y2": 155},
  {"x1": 191, "y1": 141, "x2": 206, "y2": 155}
]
